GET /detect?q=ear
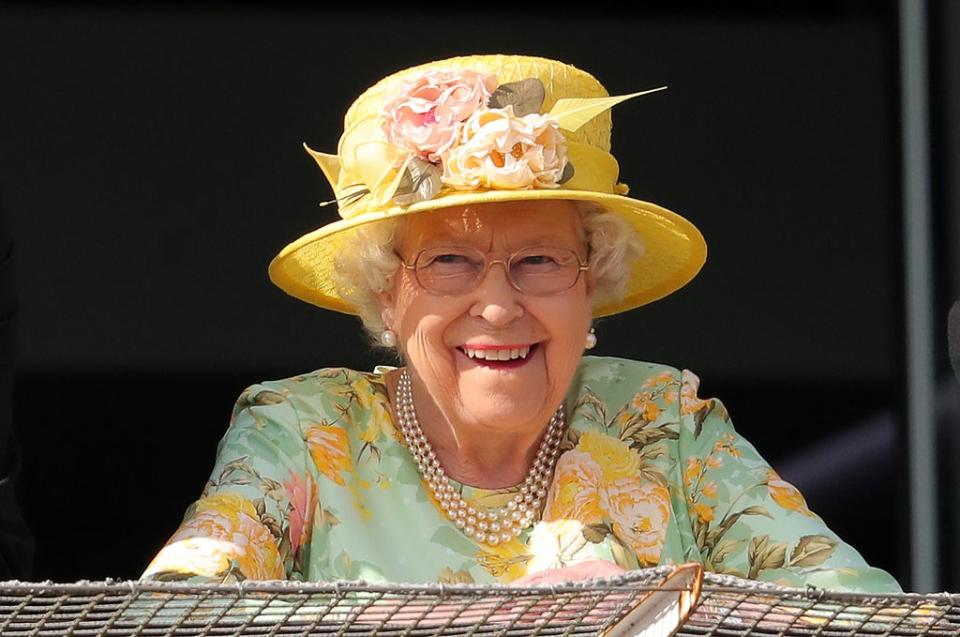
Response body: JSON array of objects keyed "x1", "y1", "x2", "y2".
[
  {"x1": 584, "y1": 273, "x2": 597, "y2": 298},
  {"x1": 376, "y1": 289, "x2": 397, "y2": 330},
  {"x1": 582, "y1": 266, "x2": 598, "y2": 316}
]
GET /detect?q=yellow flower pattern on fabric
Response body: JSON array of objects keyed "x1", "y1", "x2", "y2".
[
  {"x1": 353, "y1": 380, "x2": 396, "y2": 445},
  {"x1": 144, "y1": 537, "x2": 234, "y2": 579},
  {"x1": 475, "y1": 537, "x2": 532, "y2": 581},
  {"x1": 144, "y1": 493, "x2": 283, "y2": 581},
  {"x1": 577, "y1": 430, "x2": 641, "y2": 482},
  {"x1": 141, "y1": 358, "x2": 901, "y2": 593},
  {"x1": 544, "y1": 430, "x2": 669, "y2": 567},
  {"x1": 306, "y1": 425, "x2": 352, "y2": 486}
]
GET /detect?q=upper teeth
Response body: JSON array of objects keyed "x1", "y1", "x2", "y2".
[{"x1": 463, "y1": 346, "x2": 531, "y2": 361}]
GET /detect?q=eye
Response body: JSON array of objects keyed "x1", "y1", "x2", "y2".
[
  {"x1": 514, "y1": 249, "x2": 576, "y2": 271},
  {"x1": 518, "y1": 254, "x2": 559, "y2": 266},
  {"x1": 417, "y1": 249, "x2": 482, "y2": 275},
  {"x1": 432, "y1": 253, "x2": 470, "y2": 265}
]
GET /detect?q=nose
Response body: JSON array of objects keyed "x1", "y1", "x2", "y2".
[{"x1": 469, "y1": 260, "x2": 524, "y2": 325}]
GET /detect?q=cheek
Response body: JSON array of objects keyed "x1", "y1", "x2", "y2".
[
  {"x1": 541, "y1": 291, "x2": 592, "y2": 372},
  {"x1": 552, "y1": 285, "x2": 593, "y2": 336},
  {"x1": 393, "y1": 287, "x2": 465, "y2": 369}
]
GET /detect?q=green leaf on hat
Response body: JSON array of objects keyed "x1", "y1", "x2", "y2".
[
  {"x1": 548, "y1": 86, "x2": 668, "y2": 132},
  {"x1": 558, "y1": 161, "x2": 575, "y2": 184},
  {"x1": 392, "y1": 157, "x2": 442, "y2": 206},
  {"x1": 488, "y1": 78, "x2": 546, "y2": 116}
]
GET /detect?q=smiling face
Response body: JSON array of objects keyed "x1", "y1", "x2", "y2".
[{"x1": 378, "y1": 199, "x2": 594, "y2": 441}]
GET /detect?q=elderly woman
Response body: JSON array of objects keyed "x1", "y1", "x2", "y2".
[{"x1": 142, "y1": 54, "x2": 901, "y2": 592}]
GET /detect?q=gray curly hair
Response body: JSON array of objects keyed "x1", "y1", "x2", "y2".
[{"x1": 331, "y1": 200, "x2": 645, "y2": 346}]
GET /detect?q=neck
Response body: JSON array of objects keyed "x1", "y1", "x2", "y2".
[
  {"x1": 428, "y1": 423, "x2": 545, "y2": 489},
  {"x1": 386, "y1": 368, "x2": 558, "y2": 489}
]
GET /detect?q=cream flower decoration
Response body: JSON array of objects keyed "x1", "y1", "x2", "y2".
[{"x1": 441, "y1": 106, "x2": 568, "y2": 190}]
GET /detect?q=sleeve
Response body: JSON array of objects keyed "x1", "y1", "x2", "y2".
[
  {"x1": 141, "y1": 383, "x2": 318, "y2": 583},
  {"x1": 676, "y1": 368, "x2": 903, "y2": 593}
]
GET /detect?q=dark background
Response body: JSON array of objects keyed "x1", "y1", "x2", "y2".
[{"x1": 1, "y1": 3, "x2": 957, "y2": 589}]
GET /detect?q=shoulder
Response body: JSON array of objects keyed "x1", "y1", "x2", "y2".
[
  {"x1": 576, "y1": 355, "x2": 680, "y2": 380},
  {"x1": 571, "y1": 356, "x2": 683, "y2": 404},
  {"x1": 574, "y1": 355, "x2": 681, "y2": 391},
  {"x1": 571, "y1": 356, "x2": 724, "y2": 426},
  {"x1": 576, "y1": 356, "x2": 708, "y2": 390},
  {"x1": 231, "y1": 366, "x2": 392, "y2": 436}
]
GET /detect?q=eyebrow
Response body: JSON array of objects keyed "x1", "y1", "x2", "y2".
[{"x1": 399, "y1": 211, "x2": 587, "y2": 251}]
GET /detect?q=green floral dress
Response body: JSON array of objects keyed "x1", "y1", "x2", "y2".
[{"x1": 141, "y1": 356, "x2": 901, "y2": 592}]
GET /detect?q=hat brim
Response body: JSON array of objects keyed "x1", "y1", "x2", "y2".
[{"x1": 268, "y1": 188, "x2": 706, "y2": 318}]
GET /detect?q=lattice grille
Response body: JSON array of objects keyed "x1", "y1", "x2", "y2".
[
  {"x1": 1, "y1": 568, "x2": 958, "y2": 637},
  {"x1": 681, "y1": 574, "x2": 960, "y2": 637}
]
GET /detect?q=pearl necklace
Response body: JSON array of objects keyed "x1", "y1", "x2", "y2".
[{"x1": 395, "y1": 368, "x2": 565, "y2": 546}]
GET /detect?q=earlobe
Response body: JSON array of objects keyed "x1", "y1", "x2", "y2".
[{"x1": 585, "y1": 327, "x2": 597, "y2": 350}]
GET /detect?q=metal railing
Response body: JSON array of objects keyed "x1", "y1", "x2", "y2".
[{"x1": 0, "y1": 566, "x2": 957, "y2": 637}]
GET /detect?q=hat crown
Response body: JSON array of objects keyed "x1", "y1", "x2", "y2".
[
  {"x1": 269, "y1": 54, "x2": 706, "y2": 319},
  {"x1": 344, "y1": 54, "x2": 613, "y2": 152}
]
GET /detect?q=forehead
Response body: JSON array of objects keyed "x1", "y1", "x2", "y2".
[{"x1": 398, "y1": 200, "x2": 585, "y2": 250}]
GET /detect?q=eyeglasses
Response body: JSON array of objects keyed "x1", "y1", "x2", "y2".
[{"x1": 399, "y1": 245, "x2": 589, "y2": 296}]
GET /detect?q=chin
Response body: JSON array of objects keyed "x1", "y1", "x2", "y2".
[{"x1": 456, "y1": 391, "x2": 549, "y2": 432}]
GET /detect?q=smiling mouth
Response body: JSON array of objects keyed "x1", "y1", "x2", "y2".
[{"x1": 457, "y1": 343, "x2": 539, "y2": 367}]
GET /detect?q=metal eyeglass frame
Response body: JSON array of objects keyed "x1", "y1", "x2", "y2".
[{"x1": 397, "y1": 246, "x2": 590, "y2": 296}]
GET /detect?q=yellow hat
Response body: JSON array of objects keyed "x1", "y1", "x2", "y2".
[{"x1": 268, "y1": 53, "x2": 706, "y2": 317}]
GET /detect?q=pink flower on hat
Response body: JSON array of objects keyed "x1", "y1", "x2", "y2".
[
  {"x1": 381, "y1": 69, "x2": 498, "y2": 163},
  {"x1": 441, "y1": 106, "x2": 568, "y2": 190}
]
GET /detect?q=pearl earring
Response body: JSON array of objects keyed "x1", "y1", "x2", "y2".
[
  {"x1": 585, "y1": 328, "x2": 597, "y2": 350},
  {"x1": 380, "y1": 329, "x2": 397, "y2": 347}
]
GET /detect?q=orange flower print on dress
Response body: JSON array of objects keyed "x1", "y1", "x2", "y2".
[
  {"x1": 680, "y1": 369, "x2": 713, "y2": 416},
  {"x1": 631, "y1": 393, "x2": 661, "y2": 422},
  {"x1": 642, "y1": 371, "x2": 675, "y2": 389},
  {"x1": 691, "y1": 502, "x2": 715, "y2": 523},
  {"x1": 283, "y1": 471, "x2": 317, "y2": 556},
  {"x1": 714, "y1": 433, "x2": 741, "y2": 458},
  {"x1": 683, "y1": 457, "x2": 703, "y2": 487},
  {"x1": 767, "y1": 469, "x2": 815, "y2": 517},
  {"x1": 144, "y1": 493, "x2": 283, "y2": 581},
  {"x1": 306, "y1": 425, "x2": 352, "y2": 486},
  {"x1": 603, "y1": 479, "x2": 671, "y2": 566}
]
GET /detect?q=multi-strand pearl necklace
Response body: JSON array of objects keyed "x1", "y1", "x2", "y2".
[{"x1": 395, "y1": 368, "x2": 565, "y2": 546}]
